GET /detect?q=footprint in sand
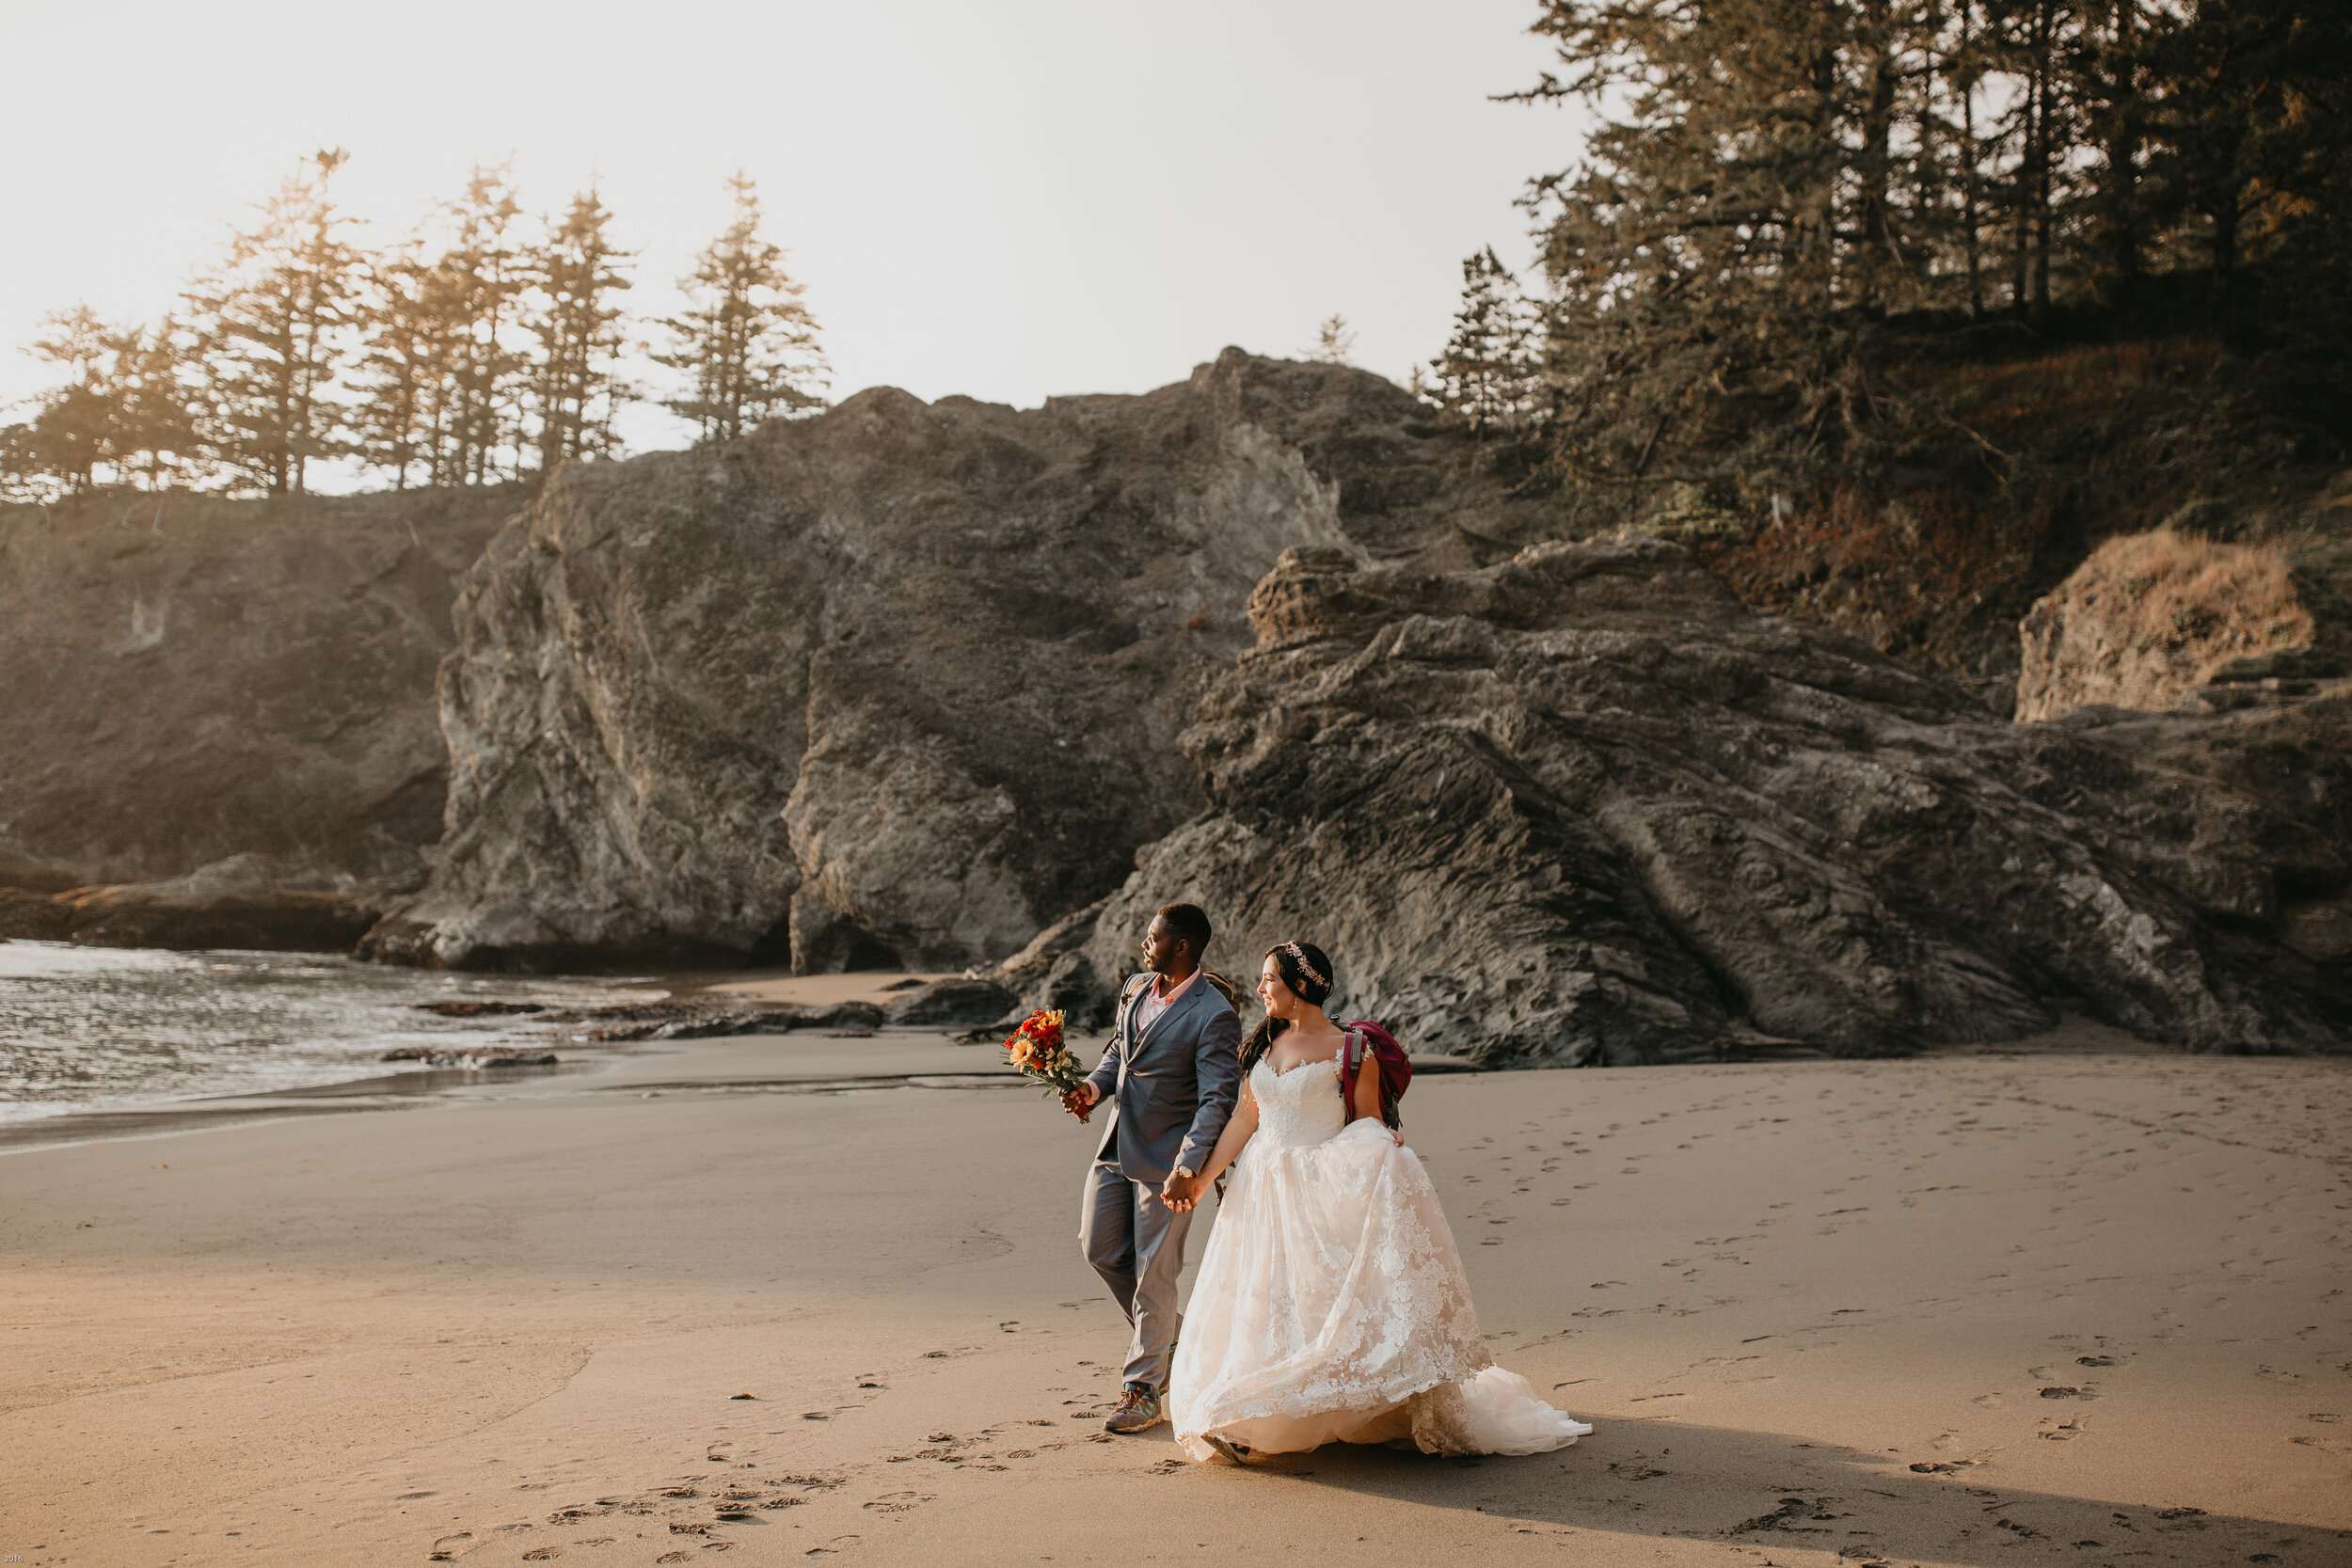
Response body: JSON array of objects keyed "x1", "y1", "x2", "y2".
[
  {"x1": 522, "y1": 1550, "x2": 563, "y2": 1561},
  {"x1": 863, "y1": 1491, "x2": 932, "y2": 1513},
  {"x1": 805, "y1": 1535, "x2": 863, "y2": 1555}
]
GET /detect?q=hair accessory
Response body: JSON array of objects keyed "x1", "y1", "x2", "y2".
[{"x1": 1282, "y1": 941, "x2": 1328, "y2": 990}]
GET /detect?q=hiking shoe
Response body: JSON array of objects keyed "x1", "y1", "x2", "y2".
[
  {"x1": 1104, "y1": 1382, "x2": 1165, "y2": 1434},
  {"x1": 1200, "y1": 1431, "x2": 1250, "y2": 1465}
]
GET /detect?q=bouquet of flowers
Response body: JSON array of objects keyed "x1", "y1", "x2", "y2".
[{"x1": 1004, "y1": 1009, "x2": 1090, "y2": 1121}]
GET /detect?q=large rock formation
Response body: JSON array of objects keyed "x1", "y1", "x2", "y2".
[
  {"x1": 1079, "y1": 539, "x2": 2348, "y2": 1064},
  {"x1": 363, "y1": 352, "x2": 1477, "y2": 970},
  {"x1": 0, "y1": 489, "x2": 518, "y2": 890},
  {"x1": 0, "y1": 854, "x2": 387, "y2": 952}
]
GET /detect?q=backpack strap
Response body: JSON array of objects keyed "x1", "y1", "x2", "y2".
[
  {"x1": 1115, "y1": 972, "x2": 1153, "y2": 1040},
  {"x1": 1338, "y1": 1028, "x2": 1360, "y2": 1123}
]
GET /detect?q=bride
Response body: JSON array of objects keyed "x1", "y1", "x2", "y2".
[{"x1": 1161, "y1": 940, "x2": 1592, "y2": 1463}]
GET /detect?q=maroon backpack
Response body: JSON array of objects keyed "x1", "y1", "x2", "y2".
[{"x1": 1337, "y1": 1021, "x2": 1412, "y2": 1130}]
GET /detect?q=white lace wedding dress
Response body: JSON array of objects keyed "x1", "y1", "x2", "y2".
[{"x1": 1169, "y1": 1053, "x2": 1593, "y2": 1460}]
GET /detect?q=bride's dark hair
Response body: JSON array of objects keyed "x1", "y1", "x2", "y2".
[{"x1": 1239, "y1": 941, "x2": 1335, "y2": 1075}]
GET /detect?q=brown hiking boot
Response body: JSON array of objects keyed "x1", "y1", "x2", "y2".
[{"x1": 1104, "y1": 1382, "x2": 1165, "y2": 1434}]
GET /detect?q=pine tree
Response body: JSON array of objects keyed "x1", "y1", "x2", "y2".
[
  {"x1": 1516, "y1": 1, "x2": 1866, "y2": 485},
  {"x1": 526, "y1": 188, "x2": 635, "y2": 472},
  {"x1": 106, "y1": 318, "x2": 205, "y2": 490},
  {"x1": 1428, "y1": 249, "x2": 1540, "y2": 438},
  {"x1": 1489, "y1": 0, "x2": 2351, "y2": 511},
  {"x1": 2145, "y1": 0, "x2": 2352, "y2": 344},
  {"x1": 183, "y1": 148, "x2": 363, "y2": 498},
  {"x1": 0, "y1": 422, "x2": 40, "y2": 501},
  {"x1": 1, "y1": 308, "x2": 200, "y2": 496},
  {"x1": 352, "y1": 240, "x2": 450, "y2": 489},
  {"x1": 430, "y1": 166, "x2": 531, "y2": 485},
  {"x1": 656, "y1": 174, "x2": 827, "y2": 445},
  {"x1": 15, "y1": 304, "x2": 120, "y2": 492},
  {"x1": 1304, "y1": 313, "x2": 1358, "y2": 365}
]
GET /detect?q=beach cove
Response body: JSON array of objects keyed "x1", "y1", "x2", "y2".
[{"x1": 4, "y1": 1012, "x2": 2345, "y2": 1568}]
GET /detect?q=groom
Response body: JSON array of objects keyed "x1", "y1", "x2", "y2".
[{"x1": 1060, "y1": 902, "x2": 1240, "y2": 1434}]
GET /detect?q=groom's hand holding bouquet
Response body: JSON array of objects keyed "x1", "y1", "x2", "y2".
[{"x1": 1003, "y1": 1009, "x2": 1098, "y2": 1122}]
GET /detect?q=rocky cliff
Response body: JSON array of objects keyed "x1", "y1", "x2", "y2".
[
  {"x1": 0, "y1": 488, "x2": 518, "y2": 891},
  {"x1": 1073, "y1": 539, "x2": 2348, "y2": 1064},
  {"x1": 362, "y1": 353, "x2": 1479, "y2": 970}
]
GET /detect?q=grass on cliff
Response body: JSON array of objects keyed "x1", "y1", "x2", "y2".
[
  {"x1": 1673, "y1": 334, "x2": 2351, "y2": 701},
  {"x1": 2086, "y1": 530, "x2": 2313, "y2": 670}
]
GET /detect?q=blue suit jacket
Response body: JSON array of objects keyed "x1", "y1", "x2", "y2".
[{"x1": 1083, "y1": 971, "x2": 1242, "y2": 1186}]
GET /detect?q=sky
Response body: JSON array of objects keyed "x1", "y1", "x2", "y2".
[{"x1": 0, "y1": 0, "x2": 1586, "y2": 464}]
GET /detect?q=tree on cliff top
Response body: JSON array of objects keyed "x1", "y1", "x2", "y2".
[
  {"x1": 1428, "y1": 248, "x2": 1542, "y2": 442},
  {"x1": 182, "y1": 148, "x2": 364, "y2": 499},
  {"x1": 351, "y1": 237, "x2": 450, "y2": 491},
  {"x1": 1304, "y1": 313, "x2": 1358, "y2": 365},
  {"x1": 8, "y1": 306, "x2": 118, "y2": 493},
  {"x1": 356, "y1": 169, "x2": 634, "y2": 489},
  {"x1": 1471, "y1": 0, "x2": 2352, "y2": 507},
  {"x1": 1, "y1": 307, "x2": 204, "y2": 498},
  {"x1": 431, "y1": 166, "x2": 532, "y2": 486},
  {"x1": 527, "y1": 188, "x2": 636, "y2": 473},
  {"x1": 655, "y1": 174, "x2": 828, "y2": 445}
]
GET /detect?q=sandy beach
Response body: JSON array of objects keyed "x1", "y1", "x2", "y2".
[{"x1": 4, "y1": 999, "x2": 2347, "y2": 1568}]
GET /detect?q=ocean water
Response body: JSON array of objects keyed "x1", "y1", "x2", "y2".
[{"x1": 0, "y1": 941, "x2": 637, "y2": 1125}]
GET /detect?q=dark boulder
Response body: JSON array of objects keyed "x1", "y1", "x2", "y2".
[
  {"x1": 0, "y1": 857, "x2": 389, "y2": 954},
  {"x1": 0, "y1": 887, "x2": 72, "y2": 942},
  {"x1": 569, "y1": 997, "x2": 889, "y2": 1041},
  {"x1": 882, "y1": 977, "x2": 1019, "y2": 1027},
  {"x1": 963, "y1": 895, "x2": 1119, "y2": 1028}
]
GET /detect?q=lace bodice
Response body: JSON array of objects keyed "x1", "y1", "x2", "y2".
[{"x1": 1250, "y1": 1055, "x2": 1348, "y2": 1148}]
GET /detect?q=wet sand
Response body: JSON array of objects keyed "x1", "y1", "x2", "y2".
[{"x1": 2, "y1": 1025, "x2": 2346, "y2": 1568}]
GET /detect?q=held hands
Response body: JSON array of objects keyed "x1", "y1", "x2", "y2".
[
  {"x1": 1059, "y1": 1081, "x2": 1101, "y2": 1120},
  {"x1": 1162, "y1": 1169, "x2": 1204, "y2": 1212}
]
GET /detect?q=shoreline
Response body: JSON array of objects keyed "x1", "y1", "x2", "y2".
[
  {"x1": 0, "y1": 988, "x2": 2221, "y2": 1160},
  {"x1": 0, "y1": 956, "x2": 1518, "y2": 1156},
  {"x1": 0, "y1": 956, "x2": 981, "y2": 1153}
]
